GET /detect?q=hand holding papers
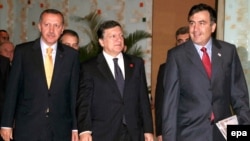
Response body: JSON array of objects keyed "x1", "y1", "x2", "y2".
[{"x1": 216, "y1": 115, "x2": 238, "y2": 140}]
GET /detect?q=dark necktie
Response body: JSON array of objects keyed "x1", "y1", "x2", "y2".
[
  {"x1": 201, "y1": 47, "x2": 214, "y2": 121},
  {"x1": 113, "y1": 58, "x2": 126, "y2": 124},
  {"x1": 113, "y1": 58, "x2": 125, "y2": 96}
]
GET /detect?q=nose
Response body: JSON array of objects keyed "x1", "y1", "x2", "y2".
[
  {"x1": 49, "y1": 25, "x2": 54, "y2": 33},
  {"x1": 3, "y1": 37, "x2": 9, "y2": 41},
  {"x1": 193, "y1": 23, "x2": 200, "y2": 31}
]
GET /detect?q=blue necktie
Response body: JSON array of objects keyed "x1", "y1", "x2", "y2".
[{"x1": 113, "y1": 58, "x2": 124, "y2": 96}]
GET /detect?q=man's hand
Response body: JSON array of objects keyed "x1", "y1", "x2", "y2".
[
  {"x1": 157, "y1": 135, "x2": 163, "y2": 141},
  {"x1": 0, "y1": 128, "x2": 13, "y2": 141},
  {"x1": 144, "y1": 133, "x2": 154, "y2": 141},
  {"x1": 72, "y1": 131, "x2": 79, "y2": 141},
  {"x1": 79, "y1": 133, "x2": 92, "y2": 141}
]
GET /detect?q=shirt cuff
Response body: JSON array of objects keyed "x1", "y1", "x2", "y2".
[{"x1": 79, "y1": 131, "x2": 92, "y2": 136}]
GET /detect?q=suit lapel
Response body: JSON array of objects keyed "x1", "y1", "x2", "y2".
[
  {"x1": 184, "y1": 41, "x2": 209, "y2": 79},
  {"x1": 50, "y1": 43, "x2": 65, "y2": 89},
  {"x1": 97, "y1": 53, "x2": 121, "y2": 96},
  {"x1": 183, "y1": 41, "x2": 213, "y2": 100},
  {"x1": 123, "y1": 54, "x2": 134, "y2": 88},
  {"x1": 32, "y1": 39, "x2": 48, "y2": 88},
  {"x1": 211, "y1": 39, "x2": 223, "y2": 82}
]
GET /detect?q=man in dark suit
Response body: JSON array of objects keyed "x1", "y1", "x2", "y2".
[
  {"x1": 76, "y1": 20, "x2": 154, "y2": 141},
  {"x1": 0, "y1": 55, "x2": 10, "y2": 141},
  {"x1": 0, "y1": 55, "x2": 10, "y2": 122},
  {"x1": 154, "y1": 26, "x2": 189, "y2": 141},
  {"x1": 0, "y1": 9, "x2": 79, "y2": 141},
  {"x1": 59, "y1": 29, "x2": 80, "y2": 50},
  {"x1": 162, "y1": 3, "x2": 250, "y2": 141}
]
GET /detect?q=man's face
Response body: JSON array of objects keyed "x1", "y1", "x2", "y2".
[
  {"x1": 61, "y1": 34, "x2": 79, "y2": 50},
  {"x1": 0, "y1": 32, "x2": 9, "y2": 43},
  {"x1": 38, "y1": 13, "x2": 64, "y2": 46},
  {"x1": 99, "y1": 26, "x2": 124, "y2": 57},
  {"x1": 0, "y1": 42, "x2": 14, "y2": 61},
  {"x1": 189, "y1": 10, "x2": 216, "y2": 46},
  {"x1": 176, "y1": 33, "x2": 190, "y2": 45}
]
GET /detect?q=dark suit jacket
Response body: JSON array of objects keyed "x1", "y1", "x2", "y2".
[
  {"x1": 162, "y1": 39, "x2": 250, "y2": 141},
  {"x1": 0, "y1": 39, "x2": 79, "y2": 141},
  {"x1": 0, "y1": 55, "x2": 10, "y2": 122},
  {"x1": 154, "y1": 63, "x2": 165, "y2": 136},
  {"x1": 76, "y1": 53, "x2": 153, "y2": 141}
]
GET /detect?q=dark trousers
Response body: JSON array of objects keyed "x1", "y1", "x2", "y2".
[
  {"x1": 119, "y1": 124, "x2": 132, "y2": 141},
  {"x1": 38, "y1": 118, "x2": 54, "y2": 141}
]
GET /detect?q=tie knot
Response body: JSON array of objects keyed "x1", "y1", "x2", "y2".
[
  {"x1": 47, "y1": 47, "x2": 53, "y2": 55},
  {"x1": 201, "y1": 47, "x2": 207, "y2": 52},
  {"x1": 113, "y1": 58, "x2": 118, "y2": 64}
]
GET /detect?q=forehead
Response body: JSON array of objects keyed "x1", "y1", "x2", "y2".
[
  {"x1": 0, "y1": 32, "x2": 9, "y2": 37},
  {"x1": 62, "y1": 34, "x2": 78, "y2": 41},
  {"x1": 177, "y1": 33, "x2": 189, "y2": 39},
  {"x1": 41, "y1": 13, "x2": 63, "y2": 23},
  {"x1": 189, "y1": 10, "x2": 210, "y2": 21},
  {"x1": 103, "y1": 26, "x2": 123, "y2": 34}
]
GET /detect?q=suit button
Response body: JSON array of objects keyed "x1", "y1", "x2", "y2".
[
  {"x1": 48, "y1": 93, "x2": 51, "y2": 96},
  {"x1": 45, "y1": 108, "x2": 49, "y2": 117}
]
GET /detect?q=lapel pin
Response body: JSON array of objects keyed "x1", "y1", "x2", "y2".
[
  {"x1": 129, "y1": 63, "x2": 134, "y2": 68},
  {"x1": 217, "y1": 53, "x2": 221, "y2": 57}
]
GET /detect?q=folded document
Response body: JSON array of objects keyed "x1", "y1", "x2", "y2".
[{"x1": 216, "y1": 115, "x2": 238, "y2": 140}]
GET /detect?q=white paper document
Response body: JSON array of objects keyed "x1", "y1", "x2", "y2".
[{"x1": 216, "y1": 115, "x2": 238, "y2": 140}]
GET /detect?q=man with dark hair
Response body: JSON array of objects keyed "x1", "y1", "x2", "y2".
[
  {"x1": 0, "y1": 30, "x2": 9, "y2": 44},
  {"x1": 76, "y1": 20, "x2": 154, "y2": 141},
  {"x1": 162, "y1": 3, "x2": 250, "y2": 141},
  {"x1": 175, "y1": 26, "x2": 189, "y2": 45},
  {"x1": 59, "y1": 29, "x2": 80, "y2": 50},
  {"x1": 0, "y1": 55, "x2": 10, "y2": 141},
  {"x1": 0, "y1": 9, "x2": 79, "y2": 141}
]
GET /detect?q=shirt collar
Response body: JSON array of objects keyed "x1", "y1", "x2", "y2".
[
  {"x1": 40, "y1": 38, "x2": 57, "y2": 51},
  {"x1": 193, "y1": 38, "x2": 212, "y2": 52},
  {"x1": 103, "y1": 51, "x2": 123, "y2": 60}
]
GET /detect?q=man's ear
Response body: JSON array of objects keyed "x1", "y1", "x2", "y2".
[
  {"x1": 38, "y1": 23, "x2": 41, "y2": 32},
  {"x1": 98, "y1": 38, "x2": 104, "y2": 47},
  {"x1": 211, "y1": 23, "x2": 216, "y2": 33}
]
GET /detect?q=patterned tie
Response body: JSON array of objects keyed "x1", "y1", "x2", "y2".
[
  {"x1": 44, "y1": 47, "x2": 53, "y2": 88},
  {"x1": 113, "y1": 58, "x2": 124, "y2": 96},
  {"x1": 201, "y1": 47, "x2": 214, "y2": 121}
]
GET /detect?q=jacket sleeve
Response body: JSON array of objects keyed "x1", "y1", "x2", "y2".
[
  {"x1": 230, "y1": 46, "x2": 250, "y2": 124},
  {"x1": 162, "y1": 50, "x2": 179, "y2": 141}
]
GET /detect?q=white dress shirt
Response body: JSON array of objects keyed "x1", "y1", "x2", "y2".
[
  {"x1": 103, "y1": 51, "x2": 125, "y2": 79},
  {"x1": 40, "y1": 38, "x2": 57, "y2": 65}
]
